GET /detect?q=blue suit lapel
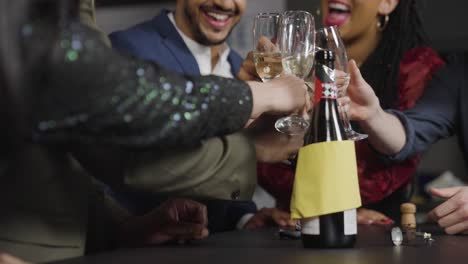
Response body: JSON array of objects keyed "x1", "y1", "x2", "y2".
[
  {"x1": 228, "y1": 50, "x2": 243, "y2": 78},
  {"x1": 151, "y1": 10, "x2": 200, "y2": 75}
]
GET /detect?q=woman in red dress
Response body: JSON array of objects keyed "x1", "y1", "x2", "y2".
[{"x1": 257, "y1": 0, "x2": 445, "y2": 222}]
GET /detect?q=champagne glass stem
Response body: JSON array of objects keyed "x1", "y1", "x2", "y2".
[{"x1": 338, "y1": 99, "x2": 368, "y2": 141}]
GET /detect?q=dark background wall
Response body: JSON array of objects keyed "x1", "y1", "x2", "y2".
[{"x1": 97, "y1": 0, "x2": 468, "y2": 53}]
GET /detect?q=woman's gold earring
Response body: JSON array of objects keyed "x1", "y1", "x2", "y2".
[
  {"x1": 315, "y1": 7, "x2": 321, "y2": 17},
  {"x1": 377, "y1": 14, "x2": 390, "y2": 31}
]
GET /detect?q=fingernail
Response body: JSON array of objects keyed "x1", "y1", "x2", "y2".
[{"x1": 380, "y1": 218, "x2": 394, "y2": 225}]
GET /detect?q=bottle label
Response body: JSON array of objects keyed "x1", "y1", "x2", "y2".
[
  {"x1": 301, "y1": 217, "x2": 320, "y2": 235},
  {"x1": 321, "y1": 82, "x2": 338, "y2": 99},
  {"x1": 290, "y1": 141, "x2": 362, "y2": 220},
  {"x1": 343, "y1": 209, "x2": 357, "y2": 235},
  {"x1": 313, "y1": 64, "x2": 337, "y2": 105}
]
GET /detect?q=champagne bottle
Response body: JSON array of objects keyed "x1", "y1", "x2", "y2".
[{"x1": 301, "y1": 50, "x2": 357, "y2": 249}]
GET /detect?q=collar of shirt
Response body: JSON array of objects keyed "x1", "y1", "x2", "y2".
[{"x1": 168, "y1": 12, "x2": 233, "y2": 78}]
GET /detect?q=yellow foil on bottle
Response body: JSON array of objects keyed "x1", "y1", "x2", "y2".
[{"x1": 290, "y1": 141, "x2": 361, "y2": 219}]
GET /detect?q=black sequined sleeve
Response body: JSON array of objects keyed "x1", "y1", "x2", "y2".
[{"x1": 33, "y1": 22, "x2": 253, "y2": 149}]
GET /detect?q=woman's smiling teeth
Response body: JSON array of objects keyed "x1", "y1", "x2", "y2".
[{"x1": 329, "y1": 2, "x2": 350, "y2": 13}]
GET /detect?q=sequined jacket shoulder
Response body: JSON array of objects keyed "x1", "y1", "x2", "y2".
[{"x1": 31, "y1": 22, "x2": 252, "y2": 149}]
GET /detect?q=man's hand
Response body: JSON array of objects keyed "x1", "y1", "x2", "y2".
[
  {"x1": 247, "y1": 114, "x2": 303, "y2": 163},
  {"x1": 238, "y1": 52, "x2": 261, "y2": 81},
  {"x1": 0, "y1": 254, "x2": 30, "y2": 264},
  {"x1": 428, "y1": 187, "x2": 468, "y2": 235},
  {"x1": 244, "y1": 208, "x2": 297, "y2": 229},
  {"x1": 119, "y1": 199, "x2": 209, "y2": 246},
  {"x1": 248, "y1": 74, "x2": 310, "y2": 121},
  {"x1": 238, "y1": 37, "x2": 279, "y2": 82}
]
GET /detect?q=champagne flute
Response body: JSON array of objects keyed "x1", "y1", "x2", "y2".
[
  {"x1": 275, "y1": 10, "x2": 315, "y2": 135},
  {"x1": 315, "y1": 26, "x2": 368, "y2": 141},
  {"x1": 253, "y1": 13, "x2": 282, "y2": 82}
]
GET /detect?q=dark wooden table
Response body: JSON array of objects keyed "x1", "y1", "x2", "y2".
[{"x1": 51, "y1": 225, "x2": 468, "y2": 264}]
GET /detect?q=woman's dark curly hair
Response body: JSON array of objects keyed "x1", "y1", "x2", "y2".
[{"x1": 359, "y1": 0, "x2": 430, "y2": 109}]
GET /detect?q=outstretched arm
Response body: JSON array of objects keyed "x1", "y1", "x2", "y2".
[{"x1": 31, "y1": 22, "x2": 307, "y2": 149}]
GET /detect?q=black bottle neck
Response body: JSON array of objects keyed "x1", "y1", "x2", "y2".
[{"x1": 307, "y1": 59, "x2": 347, "y2": 143}]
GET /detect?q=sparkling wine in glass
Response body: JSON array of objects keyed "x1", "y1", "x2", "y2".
[
  {"x1": 275, "y1": 10, "x2": 316, "y2": 135},
  {"x1": 253, "y1": 13, "x2": 283, "y2": 82},
  {"x1": 254, "y1": 52, "x2": 283, "y2": 82},
  {"x1": 282, "y1": 53, "x2": 315, "y2": 79},
  {"x1": 315, "y1": 26, "x2": 367, "y2": 141}
]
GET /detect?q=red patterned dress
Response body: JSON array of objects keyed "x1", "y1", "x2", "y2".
[{"x1": 258, "y1": 47, "x2": 446, "y2": 210}]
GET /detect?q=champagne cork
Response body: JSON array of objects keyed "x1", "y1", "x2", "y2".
[{"x1": 401, "y1": 203, "x2": 417, "y2": 230}]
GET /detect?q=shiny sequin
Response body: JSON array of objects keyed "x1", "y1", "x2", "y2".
[
  {"x1": 161, "y1": 93, "x2": 170, "y2": 101},
  {"x1": 173, "y1": 113, "x2": 181, "y2": 121},
  {"x1": 185, "y1": 82, "x2": 194, "y2": 94},
  {"x1": 136, "y1": 68, "x2": 145, "y2": 77},
  {"x1": 71, "y1": 40, "x2": 82, "y2": 50},
  {"x1": 144, "y1": 91, "x2": 158, "y2": 104},
  {"x1": 163, "y1": 83, "x2": 171, "y2": 90},
  {"x1": 66, "y1": 51, "x2": 79, "y2": 62},
  {"x1": 200, "y1": 87, "x2": 209, "y2": 94},
  {"x1": 184, "y1": 112, "x2": 192, "y2": 120},
  {"x1": 124, "y1": 114, "x2": 133, "y2": 122},
  {"x1": 22, "y1": 24, "x2": 33, "y2": 36},
  {"x1": 61, "y1": 39, "x2": 70, "y2": 49},
  {"x1": 139, "y1": 77, "x2": 147, "y2": 86}
]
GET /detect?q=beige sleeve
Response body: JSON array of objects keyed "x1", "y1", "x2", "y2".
[
  {"x1": 78, "y1": 0, "x2": 112, "y2": 47},
  {"x1": 123, "y1": 132, "x2": 258, "y2": 201}
]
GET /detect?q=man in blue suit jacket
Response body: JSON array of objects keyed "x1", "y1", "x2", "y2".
[
  {"x1": 110, "y1": 9, "x2": 243, "y2": 77},
  {"x1": 108, "y1": 0, "x2": 297, "y2": 232}
]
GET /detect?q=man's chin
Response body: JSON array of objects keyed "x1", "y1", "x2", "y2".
[
  {"x1": 206, "y1": 37, "x2": 229, "y2": 46},
  {"x1": 197, "y1": 33, "x2": 229, "y2": 46},
  {"x1": 196, "y1": 25, "x2": 237, "y2": 45}
]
